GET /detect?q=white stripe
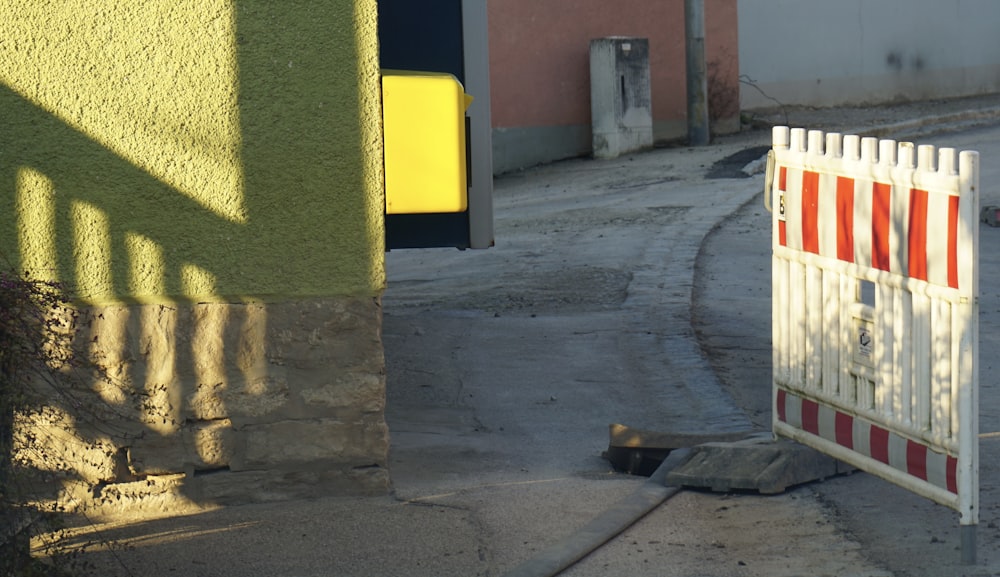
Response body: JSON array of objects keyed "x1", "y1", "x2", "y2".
[
  {"x1": 785, "y1": 392, "x2": 802, "y2": 429},
  {"x1": 817, "y1": 172, "x2": 839, "y2": 258},
  {"x1": 853, "y1": 179, "x2": 872, "y2": 268},
  {"x1": 854, "y1": 419, "x2": 872, "y2": 459},
  {"x1": 925, "y1": 191, "x2": 952, "y2": 287},
  {"x1": 817, "y1": 403, "x2": 837, "y2": 442},
  {"x1": 888, "y1": 432, "x2": 908, "y2": 471},
  {"x1": 926, "y1": 448, "x2": 950, "y2": 491},
  {"x1": 890, "y1": 183, "x2": 910, "y2": 276},
  {"x1": 786, "y1": 168, "x2": 804, "y2": 251}
]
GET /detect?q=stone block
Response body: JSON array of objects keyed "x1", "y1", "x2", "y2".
[
  {"x1": 231, "y1": 414, "x2": 388, "y2": 471},
  {"x1": 15, "y1": 295, "x2": 391, "y2": 505},
  {"x1": 184, "y1": 465, "x2": 390, "y2": 504},
  {"x1": 129, "y1": 419, "x2": 235, "y2": 475}
]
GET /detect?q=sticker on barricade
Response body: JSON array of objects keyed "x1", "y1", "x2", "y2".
[{"x1": 767, "y1": 126, "x2": 980, "y2": 563}]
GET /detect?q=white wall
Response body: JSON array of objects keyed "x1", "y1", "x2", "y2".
[{"x1": 739, "y1": 0, "x2": 1000, "y2": 109}]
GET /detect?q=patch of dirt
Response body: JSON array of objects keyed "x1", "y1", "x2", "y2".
[
  {"x1": 391, "y1": 266, "x2": 633, "y2": 315},
  {"x1": 705, "y1": 145, "x2": 771, "y2": 179},
  {"x1": 504, "y1": 205, "x2": 690, "y2": 236}
]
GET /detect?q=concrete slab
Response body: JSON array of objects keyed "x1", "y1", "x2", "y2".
[
  {"x1": 605, "y1": 425, "x2": 853, "y2": 494},
  {"x1": 666, "y1": 435, "x2": 855, "y2": 494}
]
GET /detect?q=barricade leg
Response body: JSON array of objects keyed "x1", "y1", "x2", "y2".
[{"x1": 961, "y1": 524, "x2": 976, "y2": 565}]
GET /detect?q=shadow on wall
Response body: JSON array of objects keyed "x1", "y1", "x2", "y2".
[{"x1": 0, "y1": 1, "x2": 388, "y2": 513}]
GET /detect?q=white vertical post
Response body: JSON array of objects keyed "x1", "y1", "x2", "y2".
[{"x1": 958, "y1": 150, "x2": 980, "y2": 564}]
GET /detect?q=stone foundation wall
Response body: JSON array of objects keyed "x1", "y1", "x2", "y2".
[{"x1": 16, "y1": 296, "x2": 389, "y2": 506}]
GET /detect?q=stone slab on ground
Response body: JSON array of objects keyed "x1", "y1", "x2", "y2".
[{"x1": 666, "y1": 435, "x2": 855, "y2": 494}]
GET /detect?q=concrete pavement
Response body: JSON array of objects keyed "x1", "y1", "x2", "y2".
[{"x1": 57, "y1": 93, "x2": 1000, "y2": 577}]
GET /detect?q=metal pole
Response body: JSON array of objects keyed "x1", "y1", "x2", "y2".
[
  {"x1": 961, "y1": 524, "x2": 976, "y2": 565},
  {"x1": 462, "y1": 0, "x2": 495, "y2": 249},
  {"x1": 684, "y1": 0, "x2": 710, "y2": 145}
]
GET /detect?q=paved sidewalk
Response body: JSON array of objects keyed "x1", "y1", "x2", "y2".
[{"x1": 59, "y1": 93, "x2": 1000, "y2": 577}]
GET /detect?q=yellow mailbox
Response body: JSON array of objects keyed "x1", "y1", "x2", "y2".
[{"x1": 381, "y1": 70, "x2": 473, "y2": 215}]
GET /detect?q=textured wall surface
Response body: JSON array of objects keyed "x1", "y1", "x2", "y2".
[
  {"x1": 739, "y1": 0, "x2": 1000, "y2": 109},
  {"x1": 0, "y1": 0, "x2": 385, "y2": 303},
  {"x1": 489, "y1": 0, "x2": 739, "y2": 173},
  {"x1": 0, "y1": 0, "x2": 389, "y2": 504}
]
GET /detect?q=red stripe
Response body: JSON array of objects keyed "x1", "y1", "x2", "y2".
[
  {"x1": 802, "y1": 171, "x2": 820, "y2": 254},
  {"x1": 872, "y1": 183, "x2": 892, "y2": 271},
  {"x1": 802, "y1": 398, "x2": 820, "y2": 435},
  {"x1": 908, "y1": 189, "x2": 929, "y2": 281},
  {"x1": 947, "y1": 455, "x2": 958, "y2": 494},
  {"x1": 836, "y1": 176, "x2": 855, "y2": 262},
  {"x1": 835, "y1": 411, "x2": 854, "y2": 449},
  {"x1": 778, "y1": 166, "x2": 788, "y2": 246},
  {"x1": 906, "y1": 440, "x2": 928, "y2": 481},
  {"x1": 870, "y1": 425, "x2": 890, "y2": 464},
  {"x1": 776, "y1": 389, "x2": 787, "y2": 423},
  {"x1": 948, "y1": 196, "x2": 960, "y2": 289}
]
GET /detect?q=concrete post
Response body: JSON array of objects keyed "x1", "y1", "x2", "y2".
[{"x1": 685, "y1": 0, "x2": 710, "y2": 145}]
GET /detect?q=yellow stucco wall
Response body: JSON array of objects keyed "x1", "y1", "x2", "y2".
[{"x1": 0, "y1": 0, "x2": 385, "y2": 304}]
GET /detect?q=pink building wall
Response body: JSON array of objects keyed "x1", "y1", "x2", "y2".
[{"x1": 488, "y1": 0, "x2": 739, "y2": 173}]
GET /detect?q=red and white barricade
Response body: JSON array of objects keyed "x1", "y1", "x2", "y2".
[{"x1": 768, "y1": 127, "x2": 979, "y2": 560}]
